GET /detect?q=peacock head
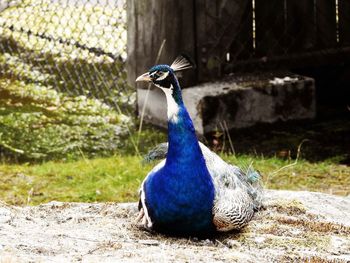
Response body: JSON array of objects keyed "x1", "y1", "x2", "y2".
[
  {"x1": 136, "y1": 55, "x2": 195, "y2": 122},
  {"x1": 136, "y1": 55, "x2": 194, "y2": 90},
  {"x1": 136, "y1": 64, "x2": 175, "y2": 89}
]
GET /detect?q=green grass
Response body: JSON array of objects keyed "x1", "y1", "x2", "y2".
[
  {"x1": 0, "y1": 155, "x2": 149, "y2": 205},
  {"x1": 224, "y1": 155, "x2": 350, "y2": 196},
  {"x1": 0, "y1": 153, "x2": 349, "y2": 206}
]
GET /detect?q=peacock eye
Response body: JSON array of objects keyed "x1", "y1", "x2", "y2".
[
  {"x1": 155, "y1": 71, "x2": 169, "y2": 81},
  {"x1": 149, "y1": 71, "x2": 160, "y2": 79}
]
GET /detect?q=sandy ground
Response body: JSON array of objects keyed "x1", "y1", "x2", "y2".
[{"x1": 0, "y1": 190, "x2": 350, "y2": 262}]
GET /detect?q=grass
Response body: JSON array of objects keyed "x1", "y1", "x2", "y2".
[
  {"x1": 226, "y1": 155, "x2": 350, "y2": 196},
  {"x1": 0, "y1": 155, "x2": 149, "y2": 205},
  {"x1": 0, "y1": 152, "x2": 349, "y2": 206}
]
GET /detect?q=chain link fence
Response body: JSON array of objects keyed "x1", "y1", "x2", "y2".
[
  {"x1": 0, "y1": 0, "x2": 136, "y2": 161},
  {"x1": 0, "y1": 0, "x2": 133, "y2": 112}
]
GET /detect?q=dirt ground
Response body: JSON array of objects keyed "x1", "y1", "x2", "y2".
[{"x1": 0, "y1": 190, "x2": 350, "y2": 262}]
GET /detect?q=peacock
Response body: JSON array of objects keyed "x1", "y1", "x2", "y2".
[{"x1": 135, "y1": 56, "x2": 263, "y2": 236}]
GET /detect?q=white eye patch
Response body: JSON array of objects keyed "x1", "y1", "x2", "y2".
[{"x1": 156, "y1": 71, "x2": 169, "y2": 81}]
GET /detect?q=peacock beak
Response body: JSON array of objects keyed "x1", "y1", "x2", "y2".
[{"x1": 136, "y1": 72, "x2": 152, "y2": 82}]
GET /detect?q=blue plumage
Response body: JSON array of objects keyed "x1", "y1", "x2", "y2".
[
  {"x1": 135, "y1": 56, "x2": 262, "y2": 236},
  {"x1": 139, "y1": 64, "x2": 215, "y2": 235}
]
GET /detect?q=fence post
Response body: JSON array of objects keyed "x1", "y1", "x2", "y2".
[
  {"x1": 255, "y1": 0, "x2": 286, "y2": 57},
  {"x1": 196, "y1": 0, "x2": 253, "y2": 81},
  {"x1": 315, "y1": 0, "x2": 337, "y2": 48},
  {"x1": 339, "y1": 0, "x2": 350, "y2": 46},
  {"x1": 286, "y1": 0, "x2": 316, "y2": 52},
  {"x1": 126, "y1": 0, "x2": 197, "y2": 89}
]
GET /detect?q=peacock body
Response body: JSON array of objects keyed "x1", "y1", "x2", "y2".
[{"x1": 136, "y1": 56, "x2": 263, "y2": 236}]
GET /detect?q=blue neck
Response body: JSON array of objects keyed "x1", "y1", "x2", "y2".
[
  {"x1": 165, "y1": 82, "x2": 204, "y2": 169},
  {"x1": 166, "y1": 106, "x2": 204, "y2": 166}
]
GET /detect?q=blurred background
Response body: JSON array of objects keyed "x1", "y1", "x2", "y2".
[{"x1": 0, "y1": 0, "x2": 349, "y2": 205}]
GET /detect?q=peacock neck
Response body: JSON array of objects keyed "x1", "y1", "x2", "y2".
[
  {"x1": 166, "y1": 107, "x2": 205, "y2": 167},
  {"x1": 164, "y1": 81, "x2": 205, "y2": 168}
]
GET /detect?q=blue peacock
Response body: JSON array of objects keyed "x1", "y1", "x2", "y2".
[{"x1": 135, "y1": 56, "x2": 263, "y2": 236}]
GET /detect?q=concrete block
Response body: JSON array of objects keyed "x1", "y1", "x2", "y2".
[{"x1": 137, "y1": 73, "x2": 316, "y2": 135}]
